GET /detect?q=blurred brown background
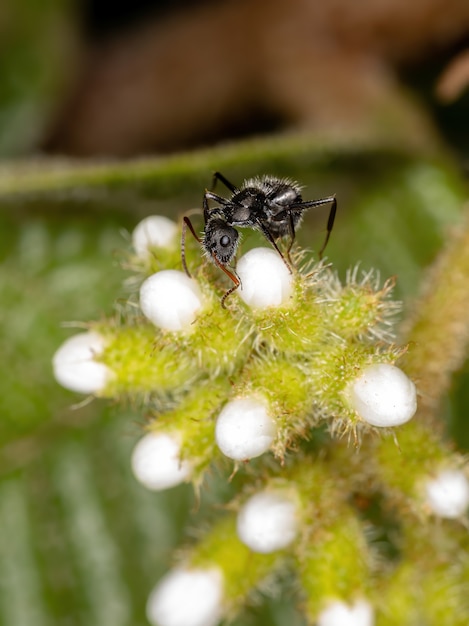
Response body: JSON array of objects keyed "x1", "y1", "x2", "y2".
[{"x1": 3, "y1": 0, "x2": 469, "y2": 159}]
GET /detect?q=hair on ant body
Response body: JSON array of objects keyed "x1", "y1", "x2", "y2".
[{"x1": 181, "y1": 172, "x2": 337, "y2": 307}]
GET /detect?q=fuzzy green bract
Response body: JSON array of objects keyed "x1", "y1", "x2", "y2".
[{"x1": 52, "y1": 221, "x2": 469, "y2": 626}]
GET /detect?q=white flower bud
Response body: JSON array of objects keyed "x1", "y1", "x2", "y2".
[
  {"x1": 140, "y1": 270, "x2": 203, "y2": 331},
  {"x1": 132, "y1": 215, "x2": 178, "y2": 258},
  {"x1": 215, "y1": 397, "x2": 277, "y2": 460},
  {"x1": 349, "y1": 363, "x2": 417, "y2": 427},
  {"x1": 237, "y1": 491, "x2": 298, "y2": 553},
  {"x1": 236, "y1": 248, "x2": 293, "y2": 308},
  {"x1": 52, "y1": 331, "x2": 112, "y2": 394},
  {"x1": 131, "y1": 432, "x2": 192, "y2": 491},
  {"x1": 424, "y1": 468, "x2": 469, "y2": 519},
  {"x1": 318, "y1": 599, "x2": 374, "y2": 626},
  {"x1": 147, "y1": 567, "x2": 224, "y2": 626}
]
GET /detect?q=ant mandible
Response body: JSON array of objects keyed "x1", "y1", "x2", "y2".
[{"x1": 181, "y1": 172, "x2": 337, "y2": 307}]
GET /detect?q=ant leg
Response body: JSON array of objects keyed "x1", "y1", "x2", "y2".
[
  {"x1": 290, "y1": 195, "x2": 337, "y2": 260},
  {"x1": 203, "y1": 191, "x2": 210, "y2": 222},
  {"x1": 181, "y1": 215, "x2": 202, "y2": 277},
  {"x1": 203, "y1": 190, "x2": 231, "y2": 221},
  {"x1": 257, "y1": 222, "x2": 292, "y2": 274},
  {"x1": 211, "y1": 252, "x2": 241, "y2": 309},
  {"x1": 286, "y1": 212, "x2": 296, "y2": 266},
  {"x1": 318, "y1": 196, "x2": 337, "y2": 260},
  {"x1": 211, "y1": 172, "x2": 237, "y2": 193},
  {"x1": 204, "y1": 172, "x2": 236, "y2": 221},
  {"x1": 291, "y1": 195, "x2": 336, "y2": 211}
]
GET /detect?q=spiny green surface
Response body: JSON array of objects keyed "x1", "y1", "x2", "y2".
[{"x1": 0, "y1": 146, "x2": 468, "y2": 626}]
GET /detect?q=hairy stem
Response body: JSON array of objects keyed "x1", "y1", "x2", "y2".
[{"x1": 400, "y1": 205, "x2": 469, "y2": 425}]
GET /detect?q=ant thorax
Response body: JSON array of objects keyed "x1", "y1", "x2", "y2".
[
  {"x1": 228, "y1": 177, "x2": 304, "y2": 236},
  {"x1": 241, "y1": 175, "x2": 303, "y2": 199}
]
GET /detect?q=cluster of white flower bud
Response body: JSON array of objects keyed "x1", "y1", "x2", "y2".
[
  {"x1": 54, "y1": 214, "x2": 469, "y2": 626},
  {"x1": 146, "y1": 567, "x2": 224, "y2": 626}
]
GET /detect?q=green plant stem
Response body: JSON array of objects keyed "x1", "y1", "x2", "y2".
[{"x1": 399, "y1": 206, "x2": 469, "y2": 428}]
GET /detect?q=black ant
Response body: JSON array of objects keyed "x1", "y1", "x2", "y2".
[{"x1": 181, "y1": 172, "x2": 337, "y2": 307}]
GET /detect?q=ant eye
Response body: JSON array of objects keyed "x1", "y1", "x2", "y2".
[{"x1": 220, "y1": 235, "x2": 230, "y2": 247}]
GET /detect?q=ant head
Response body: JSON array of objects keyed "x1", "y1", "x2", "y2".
[{"x1": 204, "y1": 218, "x2": 239, "y2": 265}]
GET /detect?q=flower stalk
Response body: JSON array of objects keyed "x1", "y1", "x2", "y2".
[
  {"x1": 400, "y1": 207, "x2": 469, "y2": 425},
  {"x1": 52, "y1": 211, "x2": 469, "y2": 626}
]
